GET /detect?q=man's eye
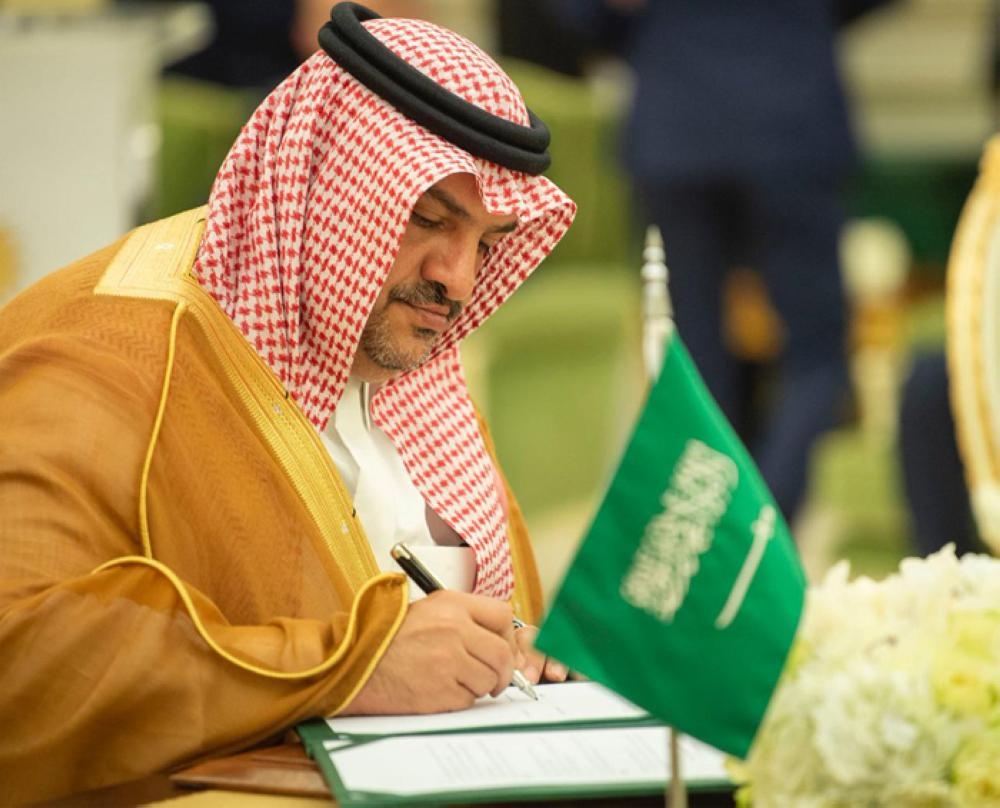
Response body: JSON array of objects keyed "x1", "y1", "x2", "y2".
[{"x1": 411, "y1": 212, "x2": 440, "y2": 229}]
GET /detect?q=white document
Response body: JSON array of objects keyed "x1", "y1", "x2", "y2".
[
  {"x1": 325, "y1": 680, "x2": 649, "y2": 737},
  {"x1": 327, "y1": 727, "x2": 730, "y2": 797}
]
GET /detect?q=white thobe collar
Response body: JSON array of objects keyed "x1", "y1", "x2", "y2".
[{"x1": 319, "y1": 376, "x2": 474, "y2": 596}]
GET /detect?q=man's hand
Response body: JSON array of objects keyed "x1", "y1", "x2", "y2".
[
  {"x1": 341, "y1": 590, "x2": 521, "y2": 715},
  {"x1": 514, "y1": 624, "x2": 570, "y2": 684}
]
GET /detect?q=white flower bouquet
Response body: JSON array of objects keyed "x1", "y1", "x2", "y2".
[{"x1": 732, "y1": 546, "x2": 1000, "y2": 806}]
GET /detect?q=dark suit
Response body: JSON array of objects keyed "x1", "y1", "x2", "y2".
[
  {"x1": 898, "y1": 352, "x2": 979, "y2": 556},
  {"x1": 562, "y1": 0, "x2": 863, "y2": 520},
  {"x1": 167, "y1": 0, "x2": 299, "y2": 92}
]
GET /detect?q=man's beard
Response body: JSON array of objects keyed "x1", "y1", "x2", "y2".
[{"x1": 358, "y1": 281, "x2": 462, "y2": 373}]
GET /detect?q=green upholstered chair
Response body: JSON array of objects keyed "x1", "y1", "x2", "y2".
[{"x1": 148, "y1": 76, "x2": 258, "y2": 221}]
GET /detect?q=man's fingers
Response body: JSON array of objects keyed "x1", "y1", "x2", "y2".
[
  {"x1": 454, "y1": 652, "x2": 508, "y2": 701},
  {"x1": 463, "y1": 622, "x2": 515, "y2": 695},
  {"x1": 345, "y1": 591, "x2": 534, "y2": 715},
  {"x1": 543, "y1": 658, "x2": 569, "y2": 682},
  {"x1": 513, "y1": 623, "x2": 571, "y2": 683},
  {"x1": 458, "y1": 592, "x2": 516, "y2": 639},
  {"x1": 417, "y1": 591, "x2": 517, "y2": 696},
  {"x1": 421, "y1": 591, "x2": 515, "y2": 638}
]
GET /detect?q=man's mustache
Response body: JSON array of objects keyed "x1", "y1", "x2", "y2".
[{"x1": 389, "y1": 282, "x2": 462, "y2": 321}]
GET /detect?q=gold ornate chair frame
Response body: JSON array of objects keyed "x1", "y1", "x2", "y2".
[{"x1": 947, "y1": 136, "x2": 1000, "y2": 554}]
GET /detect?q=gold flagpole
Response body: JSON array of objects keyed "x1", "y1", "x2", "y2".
[
  {"x1": 641, "y1": 225, "x2": 671, "y2": 383},
  {"x1": 668, "y1": 729, "x2": 686, "y2": 808},
  {"x1": 640, "y1": 225, "x2": 687, "y2": 808}
]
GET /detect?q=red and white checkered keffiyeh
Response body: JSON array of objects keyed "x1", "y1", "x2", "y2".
[{"x1": 194, "y1": 15, "x2": 576, "y2": 597}]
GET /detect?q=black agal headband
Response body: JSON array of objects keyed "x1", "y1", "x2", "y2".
[{"x1": 318, "y1": 2, "x2": 551, "y2": 175}]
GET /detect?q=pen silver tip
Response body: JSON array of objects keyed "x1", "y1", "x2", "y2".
[{"x1": 512, "y1": 669, "x2": 539, "y2": 700}]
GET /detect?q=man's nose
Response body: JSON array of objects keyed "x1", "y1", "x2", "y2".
[{"x1": 421, "y1": 238, "x2": 479, "y2": 302}]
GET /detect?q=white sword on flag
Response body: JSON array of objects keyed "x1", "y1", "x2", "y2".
[{"x1": 640, "y1": 225, "x2": 687, "y2": 808}]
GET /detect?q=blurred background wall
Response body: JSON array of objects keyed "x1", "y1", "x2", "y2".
[{"x1": 0, "y1": 0, "x2": 995, "y2": 596}]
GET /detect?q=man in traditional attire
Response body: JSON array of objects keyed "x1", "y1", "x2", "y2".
[{"x1": 0, "y1": 4, "x2": 575, "y2": 801}]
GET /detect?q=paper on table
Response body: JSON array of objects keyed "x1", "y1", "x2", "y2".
[
  {"x1": 327, "y1": 727, "x2": 729, "y2": 797},
  {"x1": 324, "y1": 680, "x2": 648, "y2": 737}
]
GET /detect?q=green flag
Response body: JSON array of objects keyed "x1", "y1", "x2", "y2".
[{"x1": 535, "y1": 329, "x2": 806, "y2": 759}]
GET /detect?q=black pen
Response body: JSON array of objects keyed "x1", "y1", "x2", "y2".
[{"x1": 390, "y1": 542, "x2": 539, "y2": 700}]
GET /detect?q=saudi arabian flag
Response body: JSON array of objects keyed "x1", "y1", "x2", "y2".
[{"x1": 535, "y1": 330, "x2": 806, "y2": 760}]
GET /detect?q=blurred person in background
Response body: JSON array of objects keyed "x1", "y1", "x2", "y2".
[
  {"x1": 166, "y1": 0, "x2": 429, "y2": 95},
  {"x1": 556, "y1": 0, "x2": 892, "y2": 524},
  {"x1": 898, "y1": 352, "x2": 981, "y2": 556},
  {"x1": 0, "y1": 5, "x2": 573, "y2": 801}
]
